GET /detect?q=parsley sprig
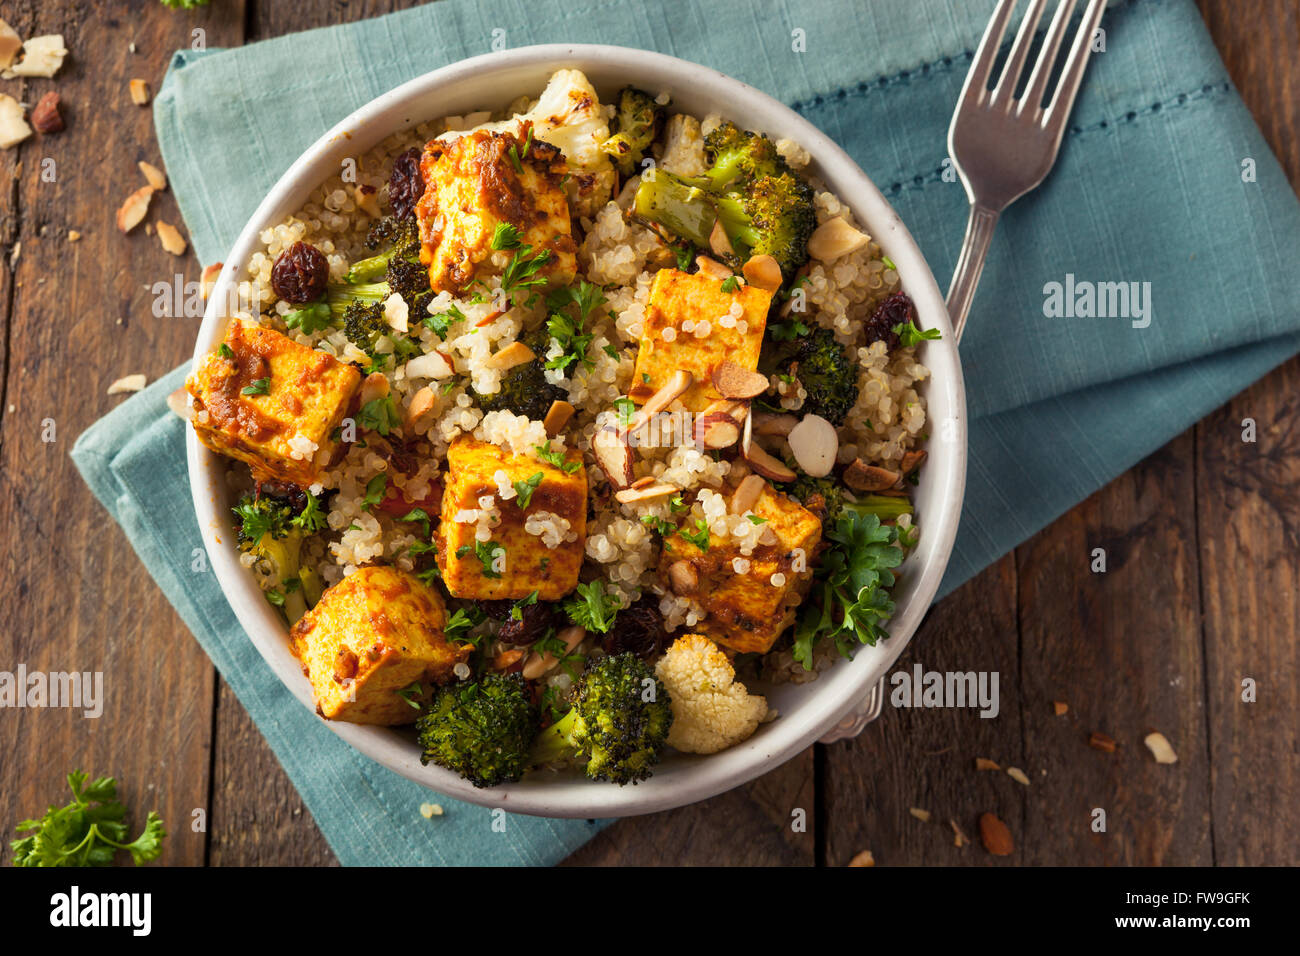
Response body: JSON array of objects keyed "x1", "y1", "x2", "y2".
[
  {"x1": 545, "y1": 281, "x2": 607, "y2": 375},
  {"x1": 562, "y1": 579, "x2": 620, "y2": 633},
  {"x1": 10, "y1": 771, "x2": 166, "y2": 867}
]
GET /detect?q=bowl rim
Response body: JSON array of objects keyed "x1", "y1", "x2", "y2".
[{"x1": 187, "y1": 42, "x2": 967, "y2": 818}]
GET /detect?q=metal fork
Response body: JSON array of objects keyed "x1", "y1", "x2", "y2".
[
  {"x1": 820, "y1": 0, "x2": 1105, "y2": 745},
  {"x1": 947, "y1": 0, "x2": 1107, "y2": 341}
]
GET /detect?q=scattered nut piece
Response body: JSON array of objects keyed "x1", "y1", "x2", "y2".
[
  {"x1": 729, "y1": 473, "x2": 766, "y2": 515},
  {"x1": 593, "y1": 426, "x2": 634, "y2": 490},
  {"x1": 1088, "y1": 731, "x2": 1118, "y2": 753},
  {"x1": 708, "y1": 218, "x2": 734, "y2": 259},
  {"x1": 116, "y1": 185, "x2": 154, "y2": 233},
  {"x1": 404, "y1": 385, "x2": 437, "y2": 431},
  {"x1": 694, "y1": 255, "x2": 732, "y2": 281},
  {"x1": 418, "y1": 802, "x2": 443, "y2": 819},
  {"x1": 949, "y1": 819, "x2": 968, "y2": 848},
  {"x1": 741, "y1": 254, "x2": 783, "y2": 293},
  {"x1": 138, "y1": 161, "x2": 168, "y2": 191},
  {"x1": 667, "y1": 560, "x2": 699, "y2": 595},
  {"x1": 978, "y1": 812, "x2": 1013, "y2": 856},
  {"x1": 975, "y1": 757, "x2": 1001, "y2": 771},
  {"x1": 908, "y1": 807, "x2": 932, "y2": 823},
  {"x1": 165, "y1": 387, "x2": 193, "y2": 421},
  {"x1": 129, "y1": 78, "x2": 151, "y2": 106},
  {"x1": 614, "y1": 481, "x2": 678, "y2": 504},
  {"x1": 200, "y1": 262, "x2": 223, "y2": 299},
  {"x1": 900, "y1": 449, "x2": 927, "y2": 476},
  {"x1": 847, "y1": 850, "x2": 875, "y2": 867},
  {"x1": 742, "y1": 439, "x2": 797, "y2": 483},
  {"x1": 543, "y1": 399, "x2": 575, "y2": 437},
  {"x1": 711, "y1": 360, "x2": 769, "y2": 400},
  {"x1": 353, "y1": 183, "x2": 381, "y2": 218},
  {"x1": 1053, "y1": 700, "x2": 1069, "y2": 716},
  {"x1": 752, "y1": 411, "x2": 798, "y2": 437},
  {"x1": 0, "y1": 93, "x2": 32, "y2": 149},
  {"x1": 787, "y1": 414, "x2": 839, "y2": 477},
  {"x1": 67, "y1": 230, "x2": 81, "y2": 242},
  {"x1": 807, "y1": 216, "x2": 869, "y2": 261},
  {"x1": 156, "y1": 220, "x2": 187, "y2": 256},
  {"x1": 358, "y1": 371, "x2": 389, "y2": 407},
  {"x1": 30, "y1": 91, "x2": 64, "y2": 134},
  {"x1": 0, "y1": 19, "x2": 21, "y2": 70},
  {"x1": 3, "y1": 35, "x2": 67, "y2": 79},
  {"x1": 522, "y1": 625, "x2": 585, "y2": 679},
  {"x1": 1143, "y1": 731, "x2": 1178, "y2": 765},
  {"x1": 627, "y1": 369, "x2": 693, "y2": 434},
  {"x1": 485, "y1": 340, "x2": 535, "y2": 371},
  {"x1": 1006, "y1": 767, "x2": 1030, "y2": 786},
  {"x1": 843, "y1": 458, "x2": 901, "y2": 492},
  {"x1": 107, "y1": 374, "x2": 147, "y2": 395},
  {"x1": 491, "y1": 648, "x2": 527, "y2": 672}
]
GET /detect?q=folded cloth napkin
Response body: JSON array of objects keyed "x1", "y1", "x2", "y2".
[{"x1": 73, "y1": 0, "x2": 1300, "y2": 865}]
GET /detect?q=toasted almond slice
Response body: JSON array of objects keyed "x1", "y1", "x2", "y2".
[
  {"x1": 543, "y1": 399, "x2": 575, "y2": 437},
  {"x1": 165, "y1": 387, "x2": 193, "y2": 421},
  {"x1": 753, "y1": 411, "x2": 798, "y2": 437},
  {"x1": 667, "y1": 560, "x2": 698, "y2": 595},
  {"x1": 949, "y1": 819, "x2": 968, "y2": 848},
  {"x1": 978, "y1": 812, "x2": 1014, "y2": 856},
  {"x1": 486, "y1": 340, "x2": 536, "y2": 371},
  {"x1": 975, "y1": 757, "x2": 1001, "y2": 771},
  {"x1": 358, "y1": 371, "x2": 389, "y2": 407},
  {"x1": 593, "y1": 426, "x2": 635, "y2": 490},
  {"x1": 711, "y1": 360, "x2": 769, "y2": 400},
  {"x1": 614, "y1": 480, "x2": 678, "y2": 504},
  {"x1": 708, "y1": 218, "x2": 734, "y2": 259},
  {"x1": 807, "y1": 216, "x2": 869, "y2": 261},
  {"x1": 490, "y1": 647, "x2": 527, "y2": 672},
  {"x1": 139, "y1": 161, "x2": 167, "y2": 191},
  {"x1": 729, "y1": 473, "x2": 766, "y2": 515},
  {"x1": 742, "y1": 254, "x2": 782, "y2": 293},
  {"x1": 1053, "y1": 700, "x2": 1069, "y2": 716},
  {"x1": 107, "y1": 373, "x2": 147, "y2": 395},
  {"x1": 908, "y1": 807, "x2": 931, "y2": 823},
  {"x1": 67, "y1": 230, "x2": 81, "y2": 242},
  {"x1": 522, "y1": 625, "x2": 586, "y2": 679},
  {"x1": 404, "y1": 385, "x2": 437, "y2": 431},
  {"x1": 116, "y1": 185, "x2": 153, "y2": 233},
  {"x1": 787, "y1": 414, "x2": 838, "y2": 478},
  {"x1": 1088, "y1": 731, "x2": 1118, "y2": 753},
  {"x1": 129, "y1": 78, "x2": 150, "y2": 106},
  {"x1": 627, "y1": 369, "x2": 693, "y2": 434},
  {"x1": 630, "y1": 476, "x2": 656, "y2": 490},
  {"x1": 900, "y1": 449, "x2": 927, "y2": 475},
  {"x1": 1006, "y1": 767, "x2": 1031, "y2": 786},
  {"x1": 743, "y1": 440, "x2": 797, "y2": 483},
  {"x1": 156, "y1": 220, "x2": 187, "y2": 256},
  {"x1": 695, "y1": 255, "x2": 732, "y2": 281},
  {"x1": 6, "y1": 35, "x2": 67, "y2": 78},
  {"x1": 847, "y1": 849, "x2": 876, "y2": 867},
  {"x1": 200, "y1": 262, "x2": 223, "y2": 299},
  {"x1": 0, "y1": 20, "x2": 21, "y2": 71},
  {"x1": 696, "y1": 412, "x2": 741, "y2": 450},
  {"x1": 353, "y1": 183, "x2": 381, "y2": 218},
  {"x1": 843, "y1": 458, "x2": 900, "y2": 493},
  {"x1": 1144, "y1": 731, "x2": 1178, "y2": 764}
]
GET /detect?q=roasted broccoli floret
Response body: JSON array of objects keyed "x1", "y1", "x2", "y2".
[
  {"x1": 339, "y1": 300, "x2": 388, "y2": 355},
  {"x1": 531, "y1": 652, "x2": 673, "y2": 785},
  {"x1": 600, "y1": 87, "x2": 665, "y2": 176},
  {"x1": 416, "y1": 673, "x2": 538, "y2": 788},
  {"x1": 760, "y1": 325, "x2": 859, "y2": 425},
  {"x1": 788, "y1": 474, "x2": 913, "y2": 524},
  {"x1": 325, "y1": 215, "x2": 434, "y2": 328},
  {"x1": 470, "y1": 325, "x2": 566, "y2": 420},
  {"x1": 231, "y1": 490, "x2": 325, "y2": 623},
  {"x1": 632, "y1": 121, "x2": 815, "y2": 280}
]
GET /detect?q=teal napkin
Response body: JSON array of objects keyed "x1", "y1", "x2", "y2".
[{"x1": 72, "y1": 0, "x2": 1300, "y2": 865}]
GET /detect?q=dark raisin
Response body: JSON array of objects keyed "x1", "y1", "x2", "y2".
[
  {"x1": 601, "y1": 595, "x2": 665, "y2": 660},
  {"x1": 497, "y1": 601, "x2": 561, "y2": 646},
  {"x1": 389, "y1": 147, "x2": 425, "y2": 220},
  {"x1": 271, "y1": 241, "x2": 329, "y2": 304},
  {"x1": 862, "y1": 291, "x2": 915, "y2": 350},
  {"x1": 255, "y1": 479, "x2": 309, "y2": 514}
]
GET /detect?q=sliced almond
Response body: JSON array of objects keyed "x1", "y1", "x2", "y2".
[
  {"x1": 200, "y1": 262, "x2": 223, "y2": 299},
  {"x1": 741, "y1": 254, "x2": 782, "y2": 293},
  {"x1": 165, "y1": 387, "x2": 193, "y2": 421},
  {"x1": 694, "y1": 255, "x2": 732, "y2": 281},
  {"x1": 404, "y1": 385, "x2": 437, "y2": 431},
  {"x1": 0, "y1": 93, "x2": 31, "y2": 149},
  {"x1": 807, "y1": 216, "x2": 869, "y2": 261},
  {"x1": 116, "y1": 185, "x2": 154, "y2": 234},
  {"x1": 847, "y1": 850, "x2": 875, "y2": 867},
  {"x1": 627, "y1": 369, "x2": 693, "y2": 434},
  {"x1": 630, "y1": 476, "x2": 657, "y2": 490},
  {"x1": 730, "y1": 473, "x2": 766, "y2": 515},
  {"x1": 667, "y1": 560, "x2": 698, "y2": 595},
  {"x1": 491, "y1": 647, "x2": 527, "y2": 672},
  {"x1": 696, "y1": 412, "x2": 741, "y2": 450},
  {"x1": 543, "y1": 399, "x2": 575, "y2": 437},
  {"x1": 5, "y1": 35, "x2": 67, "y2": 78},
  {"x1": 711, "y1": 360, "x2": 769, "y2": 400},
  {"x1": 708, "y1": 218, "x2": 734, "y2": 259},
  {"x1": 843, "y1": 458, "x2": 900, "y2": 493},
  {"x1": 978, "y1": 812, "x2": 1013, "y2": 856},
  {"x1": 0, "y1": 19, "x2": 22, "y2": 71},
  {"x1": 107, "y1": 373, "x2": 147, "y2": 395},
  {"x1": 974, "y1": 757, "x2": 1001, "y2": 771},
  {"x1": 593, "y1": 426, "x2": 635, "y2": 490},
  {"x1": 1053, "y1": 700, "x2": 1069, "y2": 716},
  {"x1": 752, "y1": 411, "x2": 798, "y2": 437},
  {"x1": 129, "y1": 78, "x2": 151, "y2": 106},
  {"x1": 614, "y1": 481, "x2": 678, "y2": 504},
  {"x1": 522, "y1": 625, "x2": 586, "y2": 679},
  {"x1": 486, "y1": 340, "x2": 536, "y2": 371},
  {"x1": 908, "y1": 807, "x2": 931, "y2": 823},
  {"x1": 1088, "y1": 731, "x2": 1118, "y2": 753},
  {"x1": 787, "y1": 414, "x2": 838, "y2": 478},
  {"x1": 139, "y1": 161, "x2": 168, "y2": 191},
  {"x1": 156, "y1": 220, "x2": 187, "y2": 256},
  {"x1": 1143, "y1": 731, "x2": 1178, "y2": 765},
  {"x1": 900, "y1": 449, "x2": 927, "y2": 475},
  {"x1": 743, "y1": 441, "x2": 797, "y2": 483},
  {"x1": 1006, "y1": 767, "x2": 1031, "y2": 786},
  {"x1": 358, "y1": 371, "x2": 389, "y2": 407},
  {"x1": 949, "y1": 819, "x2": 968, "y2": 848}
]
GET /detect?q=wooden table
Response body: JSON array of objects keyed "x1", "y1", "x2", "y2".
[{"x1": 0, "y1": 0, "x2": 1295, "y2": 867}]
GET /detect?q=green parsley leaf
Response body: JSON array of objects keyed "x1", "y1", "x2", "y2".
[
  {"x1": 358, "y1": 395, "x2": 401, "y2": 436},
  {"x1": 290, "y1": 491, "x2": 329, "y2": 534},
  {"x1": 613, "y1": 397, "x2": 636, "y2": 427},
  {"x1": 9, "y1": 771, "x2": 167, "y2": 868},
  {"x1": 534, "y1": 444, "x2": 582, "y2": 474},
  {"x1": 747, "y1": 514, "x2": 768, "y2": 525},
  {"x1": 892, "y1": 320, "x2": 941, "y2": 348},
  {"x1": 513, "y1": 472, "x2": 544, "y2": 509},
  {"x1": 491, "y1": 222, "x2": 523, "y2": 250},
  {"x1": 562, "y1": 579, "x2": 620, "y2": 633},
  {"x1": 473, "y1": 540, "x2": 505, "y2": 578},
  {"x1": 284, "y1": 300, "x2": 332, "y2": 334},
  {"x1": 397, "y1": 507, "x2": 430, "y2": 539},
  {"x1": 511, "y1": 590, "x2": 540, "y2": 621},
  {"x1": 362, "y1": 473, "x2": 388, "y2": 511},
  {"x1": 678, "y1": 518, "x2": 712, "y2": 551},
  {"x1": 720, "y1": 275, "x2": 739, "y2": 293},
  {"x1": 396, "y1": 681, "x2": 424, "y2": 709},
  {"x1": 241, "y1": 377, "x2": 271, "y2": 396},
  {"x1": 218, "y1": 343, "x2": 234, "y2": 359},
  {"x1": 265, "y1": 589, "x2": 286, "y2": 607},
  {"x1": 444, "y1": 606, "x2": 487, "y2": 643}
]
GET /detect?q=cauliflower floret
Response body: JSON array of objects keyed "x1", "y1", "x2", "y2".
[{"x1": 655, "y1": 634, "x2": 768, "y2": 754}]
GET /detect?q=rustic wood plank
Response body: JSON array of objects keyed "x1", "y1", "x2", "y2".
[
  {"x1": 820, "y1": 556, "x2": 1022, "y2": 866},
  {"x1": 0, "y1": 0, "x2": 245, "y2": 866}
]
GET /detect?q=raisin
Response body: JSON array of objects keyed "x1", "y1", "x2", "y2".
[
  {"x1": 388, "y1": 147, "x2": 424, "y2": 220},
  {"x1": 271, "y1": 241, "x2": 329, "y2": 304},
  {"x1": 601, "y1": 596, "x2": 665, "y2": 660},
  {"x1": 497, "y1": 601, "x2": 561, "y2": 646},
  {"x1": 862, "y1": 291, "x2": 915, "y2": 350}
]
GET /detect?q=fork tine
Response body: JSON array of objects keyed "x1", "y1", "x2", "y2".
[
  {"x1": 1043, "y1": 0, "x2": 1107, "y2": 127},
  {"x1": 1019, "y1": 0, "x2": 1077, "y2": 115},
  {"x1": 960, "y1": 0, "x2": 1018, "y2": 108},
  {"x1": 991, "y1": 0, "x2": 1050, "y2": 107}
]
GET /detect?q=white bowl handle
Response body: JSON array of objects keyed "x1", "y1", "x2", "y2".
[{"x1": 818, "y1": 675, "x2": 887, "y2": 743}]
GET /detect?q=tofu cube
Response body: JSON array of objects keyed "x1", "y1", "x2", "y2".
[
  {"x1": 186, "y1": 318, "x2": 360, "y2": 486},
  {"x1": 416, "y1": 127, "x2": 577, "y2": 294},
  {"x1": 630, "y1": 268, "x2": 772, "y2": 413},
  {"x1": 437, "y1": 436, "x2": 587, "y2": 600},
  {"x1": 288, "y1": 566, "x2": 470, "y2": 725},
  {"x1": 660, "y1": 482, "x2": 822, "y2": 654}
]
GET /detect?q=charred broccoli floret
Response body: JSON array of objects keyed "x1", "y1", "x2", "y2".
[
  {"x1": 470, "y1": 325, "x2": 566, "y2": 420},
  {"x1": 761, "y1": 325, "x2": 859, "y2": 425},
  {"x1": 632, "y1": 121, "x2": 815, "y2": 280},
  {"x1": 324, "y1": 216, "x2": 434, "y2": 332},
  {"x1": 340, "y1": 300, "x2": 388, "y2": 355},
  {"x1": 231, "y1": 489, "x2": 326, "y2": 623},
  {"x1": 531, "y1": 652, "x2": 673, "y2": 785},
  {"x1": 788, "y1": 474, "x2": 913, "y2": 524},
  {"x1": 600, "y1": 87, "x2": 665, "y2": 175},
  {"x1": 416, "y1": 673, "x2": 538, "y2": 788}
]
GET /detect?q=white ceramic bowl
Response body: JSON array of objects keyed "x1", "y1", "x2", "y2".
[{"x1": 188, "y1": 44, "x2": 967, "y2": 818}]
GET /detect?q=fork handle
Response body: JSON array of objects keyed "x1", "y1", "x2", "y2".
[{"x1": 946, "y1": 203, "x2": 1000, "y2": 343}]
